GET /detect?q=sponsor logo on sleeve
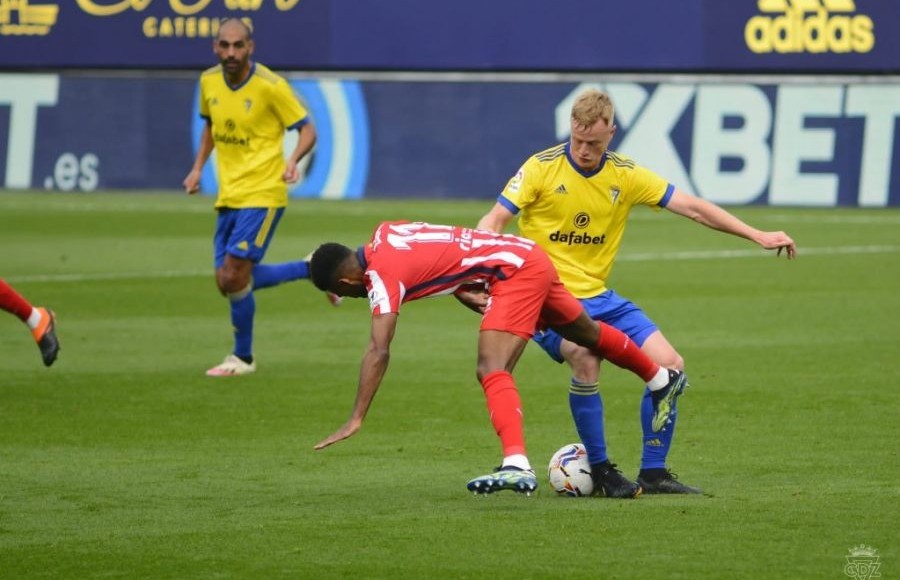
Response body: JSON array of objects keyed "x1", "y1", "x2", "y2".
[{"x1": 507, "y1": 168, "x2": 524, "y2": 195}]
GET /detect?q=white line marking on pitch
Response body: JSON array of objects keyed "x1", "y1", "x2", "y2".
[
  {"x1": 5, "y1": 245, "x2": 898, "y2": 284},
  {"x1": 5, "y1": 270, "x2": 209, "y2": 283}
]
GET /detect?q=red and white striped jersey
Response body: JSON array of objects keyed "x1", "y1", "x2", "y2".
[{"x1": 361, "y1": 221, "x2": 536, "y2": 315}]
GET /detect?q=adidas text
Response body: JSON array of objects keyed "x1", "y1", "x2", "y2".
[{"x1": 745, "y1": 0, "x2": 874, "y2": 54}]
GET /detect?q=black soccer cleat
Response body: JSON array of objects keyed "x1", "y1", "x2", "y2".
[
  {"x1": 590, "y1": 461, "x2": 642, "y2": 499},
  {"x1": 637, "y1": 469, "x2": 703, "y2": 495}
]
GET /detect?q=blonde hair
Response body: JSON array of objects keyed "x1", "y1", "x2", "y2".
[{"x1": 571, "y1": 89, "x2": 615, "y2": 128}]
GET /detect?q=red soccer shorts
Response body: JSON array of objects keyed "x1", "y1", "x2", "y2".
[{"x1": 480, "y1": 246, "x2": 584, "y2": 340}]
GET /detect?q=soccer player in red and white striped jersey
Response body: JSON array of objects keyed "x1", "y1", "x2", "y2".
[{"x1": 309, "y1": 221, "x2": 686, "y2": 496}]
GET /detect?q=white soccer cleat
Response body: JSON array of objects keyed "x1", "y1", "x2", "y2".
[
  {"x1": 466, "y1": 467, "x2": 537, "y2": 495},
  {"x1": 205, "y1": 354, "x2": 256, "y2": 377}
]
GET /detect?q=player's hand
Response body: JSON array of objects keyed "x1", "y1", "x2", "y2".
[
  {"x1": 314, "y1": 418, "x2": 362, "y2": 450},
  {"x1": 283, "y1": 163, "x2": 300, "y2": 184},
  {"x1": 454, "y1": 281, "x2": 489, "y2": 314},
  {"x1": 759, "y1": 231, "x2": 797, "y2": 260},
  {"x1": 183, "y1": 169, "x2": 201, "y2": 194}
]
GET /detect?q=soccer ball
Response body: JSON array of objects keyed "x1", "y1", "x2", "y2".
[{"x1": 548, "y1": 443, "x2": 594, "y2": 497}]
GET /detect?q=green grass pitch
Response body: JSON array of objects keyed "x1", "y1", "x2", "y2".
[{"x1": 1, "y1": 190, "x2": 897, "y2": 578}]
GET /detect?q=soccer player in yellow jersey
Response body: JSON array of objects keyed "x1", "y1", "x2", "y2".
[
  {"x1": 478, "y1": 88, "x2": 796, "y2": 496},
  {"x1": 183, "y1": 18, "x2": 318, "y2": 377}
]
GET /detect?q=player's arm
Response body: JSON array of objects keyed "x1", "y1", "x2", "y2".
[
  {"x1": 664, "y1": 188, "x2": 797, "y2": 259},
  {"x1": 183, "y1": 120, "x2": 214, "y2": 194},
  {"x1": 314, "y1": 312, "x2": 398, "y2": 450},
  {"x1": 476, "y1": 202, "x2": 516, "y2": 233},
  {"x1": 283, "y1": 121, "x2": 317, "y2": 184}
]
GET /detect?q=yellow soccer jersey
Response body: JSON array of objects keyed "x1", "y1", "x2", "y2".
[
  {"x1": 499, "y1": 143, "x2": 674, "y2": 298},
  {"x1": 199, "y1": 63, "x2": 308, "y2": 209}
]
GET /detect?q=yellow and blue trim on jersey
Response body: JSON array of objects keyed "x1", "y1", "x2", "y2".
[{"x1": 497, "y1": 144, "x2": 674, "y2": 297}]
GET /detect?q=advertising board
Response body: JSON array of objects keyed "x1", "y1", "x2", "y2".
[
  {"x1": 0, "y1": 0, "x2": 896, "y2": 72},
  {"x1": 1, "y1": 72, "x2": 897, "y2": 206}
]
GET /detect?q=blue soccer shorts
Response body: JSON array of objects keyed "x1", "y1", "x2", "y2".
[
  {"x1": 213, "y1": 207, "x2": 285, "y2": 268},
  {"x1": 533, "y1": 289, "x2": 658, "y2": 363}
]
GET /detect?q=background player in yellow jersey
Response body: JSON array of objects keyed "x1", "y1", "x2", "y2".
[
  {"x1": 183, "y1": 18, "x2": 318, "y2": 377},
  {"x1": 478, "y1": 88, "x2": 796, "y2": 496}
]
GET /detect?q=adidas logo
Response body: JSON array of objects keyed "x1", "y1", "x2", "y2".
[
  {"x1": 554, "y1": 184, "x2": 568, "y2": 194},
  {"x1": 745, "y1": 0, "x2": 875, "y2": 54}
]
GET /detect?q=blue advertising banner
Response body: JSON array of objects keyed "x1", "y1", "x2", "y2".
[
  {"x1": 0, "y1": 0, "x2": 896, "y2": 72},
  {"x1": 361, "y1": 79, "x2": 900, "y2": 207},
  {"x1": 0, "y1": 0, "x2": 330, "y2": 69},
  {"x1": 0, "y1": 73, "x2": 196, "y2": 191},
  {"x1": 1, "y1": 72, "x2": 898, "y2": 207}
]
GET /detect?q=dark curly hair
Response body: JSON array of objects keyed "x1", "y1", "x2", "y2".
[{"x1": 309, "y1": 243, "x2": 354, "y2": 292}]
